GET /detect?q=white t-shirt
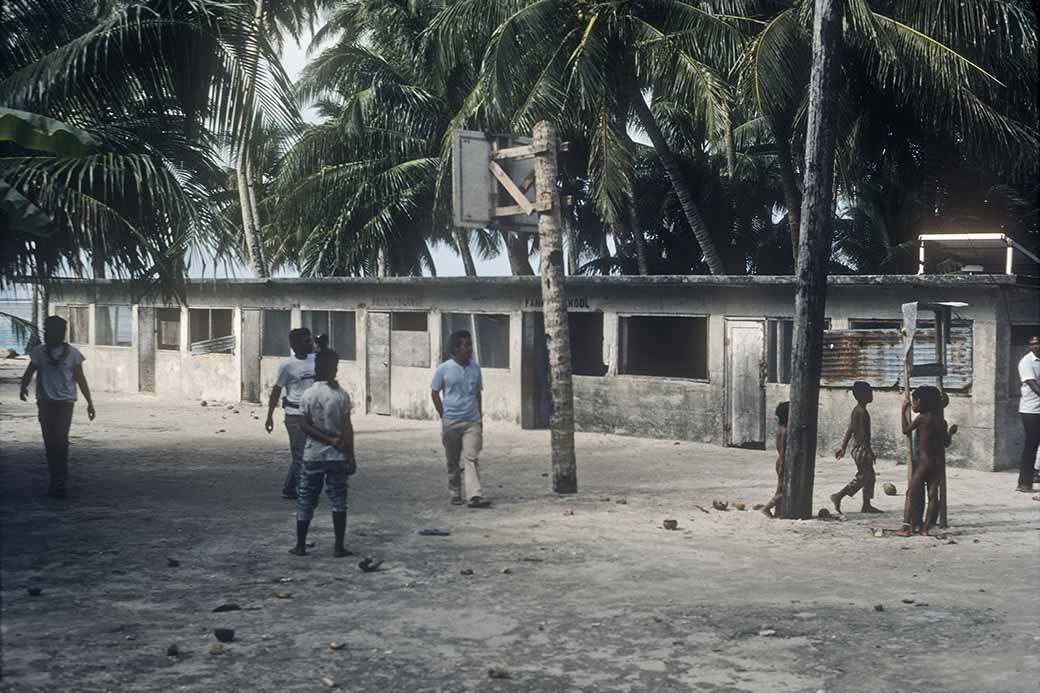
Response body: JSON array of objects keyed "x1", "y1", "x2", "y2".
[
  {"x1": 30, "y1": 344, "x2": 85, "y2": 401},
  {"x1": 275, "y1": 354, "x2": 315, "y2": 411},
  {"x1": 300, "y1": 382, "x2": 352, "y2": 461},
  {"x1": 1019, "y1": 351, "x2": 1040, "y2": 414}
]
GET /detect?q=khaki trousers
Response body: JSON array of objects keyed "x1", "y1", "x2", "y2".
[{"x1": 442, "y1": 419, "x2": 483, "y2": 499}]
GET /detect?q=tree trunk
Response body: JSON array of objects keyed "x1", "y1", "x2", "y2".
[
  {"x1": 236, "y1": 0, "x2": 269, "y2": 279},
  {"x1": 422, "y1": 241, "x2": 437, "y2": 277},
  {"x1": 770, "y1": 115, "x2": 803, "y2": 266},
  {"x1": 501, "y1": 230, "x2": 535, "y2": 275},
  {"x1": 725, "y1": 114, "x2": 738, "y2": 181},
  {"x1": 631, "y1": 91, "x2": 726, "y2": 276},
  {"x1": 628, "y1": 199, "x2": 649, "y2": 275},
  {"x1": 376, "y1": 247, "x2": 387, "y2": 277},
  {"x1": 533, "y1": 121, "x2": 577, "y2": 494},
  {"x1": 453, "y1": 229, "x2": 477, "y2": 276},
  {"x1": 564, "y1": 217, "x2": 579, "y2": 275},
  {"x1": 780, "y1": 0, "x2": 844, "y2": 520}
]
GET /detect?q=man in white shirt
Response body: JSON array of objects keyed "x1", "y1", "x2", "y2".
[
  {"x1": 1016, "y1": 335, "x2": 1040, "y2": 492},
  {"x1": 265, "y1": 328, "x2": 315, "y2": 499}
]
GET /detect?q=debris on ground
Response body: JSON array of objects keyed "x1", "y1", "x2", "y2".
[
  {"x1": 615, "y1": 498, "x2": 627, "y2": 505},
  {"x1": 200, "y1": 400, "x2": 207, "y2": 407},
  {"x1": 662, "y1": 519, "x2": 678, "y2": 530},
  {"x1": 329, "y1": 642, "x2": 346, "y2": 651},
  {"x1": 358, "y1": 557, "x2": 383, "y2": 573},
  {"x1": 209, "y1": 643, "x2": 225, "y2": 655},
  {"x1": 213, "y1": 603, "x2": 241, "y2": 612},
  {"x1": 166, "y1": 644, "x2": 180, "y2": 657},
  {"x1": 213, "y1": 628, "x2": 235, "y2": 642},
  {"x1": 501, "y1": 567, "x2": 513, "y2": 574},
  {"x1": 321, "y1": 676, "x2": 336, "y2": 688},
  {"x1": 417, "y1": 528, "x2": 451, "y2": 536},
  {"x1": 902, "y1": 598, "x2": 915, "y2": 604},
  {"x1": 459, "y1": 568, "x2": 474, "y2": 576},
  {"x1": 166, "y1": 557, "x2": 180, "y2": 567},
  {"x1": 562, "y1": 509, "x2": 574, "y2": 516},
  {"x1": 734, "y1": 501, "x2": 747, "y2": 511},
  {"x1": 758, "y1": 629, "x2": 776, "y2": 637},
  {"x1": 752, "y1": 504, "x2": 764, "y2": 511},
  {"x1": 874, "y1": 604, "x2": 885, "y2": 612},
  {"x1": 26, "y1": 587, "x2": 42, "y2": 596},
  {"x1": 488, "y1": 667, "x2": 512, "y2": 679},
  {"x1": 883, "y1": 482, "x2": 898, "y2": 496},
  {"x1": 711, "y1": 500, "x2": 728, "y2": 511},
  {"x1": 694, "y1": 505, "x2": 710, "y2": 514},
  {"x1": 272, "y1": 591, "x2": 291, "y2": 599},
  {"x1": 817, "y1": 508, "x2": 831, "y2": 519}
]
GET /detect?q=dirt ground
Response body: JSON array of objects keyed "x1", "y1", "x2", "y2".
[{"x1": 1, "y1": 359, "x2": 1037, "y2": 692}]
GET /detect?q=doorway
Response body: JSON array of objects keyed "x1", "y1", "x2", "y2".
[{"x1": 725, "y1": 319, "x2": 766, "y2": 449}]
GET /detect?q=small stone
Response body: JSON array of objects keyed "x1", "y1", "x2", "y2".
[
  {"x1": 26, "y1": 587, "x2": 42, "y2": 596},
  {"x1": 501, "y1": 568, "x2": 513, "y2": 574},
  {"x1": 200, "y1": 400, "x2": 208, "y2": 407},
  {"x1": 662, "y1": 519, "x2": 678, "y2": 530},
  {"x1": 209, "y1": 643, "x2": 225, "y2": 655},
  {"x1": 946, "y1": 539, "x2": 957, "y2": 545},
  {"x1": 540, "y1": 472, "x2": 548, "y2": 477},
  {"x1": 758, "y1": 629, "x2": 776, "y2": 637},
  {"x1": 216, "y1": 429, "x2": 226, "y2": 433},
  {"x1": 914, "y1": 602, "x2": 930, "y2": 607},
  {"x1": 615, "y1": 498, "x2": 627, "y2": 505},
  {"x1": 901, "y1": 598, "x2": 915, "y2": 604},
  {"x1": 488, "y1": 667, "x2": 512, "y2": 680},
  {"x1": 213, "y1": 603, "x2": 240, "y2": 613},
  {"x1": 874, "y1": 604, "x2": 884, "y2": 612},
  {"x1": 460, "y1": 568, "x2": 474, "y2": 576},
  {"x1": 329, "y1": 642, "x2": 346, "y2": 651},
  {"x1": 166, "y1": 557, "x2": 180, "y2": 567},
  {"x1": 272, "y1": 591, "x2": 291, "y2": 599},
  {"x1": 599, "y1": 497, "x2": 611, "y2": 502},
  {"x1": 817, "y1": 508, "x2": 831, "y2": 519},
  {"x1": 321, "y1": 677, "x2": 336, "y2": 688},
  {"x1": 232, "y1": 409, "x2": 240, "y2": 415},
  {"x1": 166, "y1": 644, "x2": 180, "y2": 657},
  {"x1": 226, "y1": 404, "x2": 235, "y2": 410},
  {"x1": 734, "y1": 501, "x2": 747, "y2": 511},
  {"x1": 562, "y1": 509, "x2": 574, "y2": 516},
  {"x1": 214, "y1": 628, "x2": 235, "y2": 643}
]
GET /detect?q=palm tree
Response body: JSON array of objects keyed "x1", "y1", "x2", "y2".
[
  {"x1": 0, "y1": 0, "x2": 296, "y2": 294},
  {"x1": 432, "y1": 0, "x2": 751, "y2": 276},
  {"x1": 738, "y1": 0, "x2": 1038, "y2": 260},
  {"x1": 272, "y1": 0, "x2": 502, "y2": 277}
]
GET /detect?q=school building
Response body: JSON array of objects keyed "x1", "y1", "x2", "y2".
[{"x1": 48, "y1": 273, "x2": 1038, "y2": 472}]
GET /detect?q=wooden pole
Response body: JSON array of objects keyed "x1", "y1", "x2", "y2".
[
  {"x1": 902, "y1": 350, "x2": 914, "y2": 525},
  {"x1": 779, "y1": 0, "x2": 844, "y2": 519},
  {"x1": 533, "y1": 121, "x2": 577, "y2": 494}
]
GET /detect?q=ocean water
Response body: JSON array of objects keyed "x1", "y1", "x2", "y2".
[{"x1": 0, "y1": 301, "x2": 35, "y2": 354}]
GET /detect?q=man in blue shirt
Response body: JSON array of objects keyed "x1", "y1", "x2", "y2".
[{"x1": 431, "y1": 330, "x2": 490, "y2": 508}]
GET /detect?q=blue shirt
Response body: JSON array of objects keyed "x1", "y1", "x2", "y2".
[{"x1": 431, "y1": 358, "x2": 482, "y2": 422}]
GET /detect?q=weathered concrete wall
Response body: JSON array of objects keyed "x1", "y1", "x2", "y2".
[
  {"x1": 390, "y1": 365, "x2": 437, "y2": 420},
  {"x1": 82, "y1": 346, "x2": 136, "y2": 393}
]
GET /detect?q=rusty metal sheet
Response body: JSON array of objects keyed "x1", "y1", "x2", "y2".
[
  {"x1": 190, "y1": 335, "x2": 235, "y2": 355},
  {"x1": 821, "y1": 326, "x2": 972, "y2": 390}
]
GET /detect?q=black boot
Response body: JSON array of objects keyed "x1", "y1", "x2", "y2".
[
  {"x1": 289, "y1": 520, "x2": 310, "y2": 556},
  {"x1": 332, "y1": 511, "x2": 352, "y2": 557}
]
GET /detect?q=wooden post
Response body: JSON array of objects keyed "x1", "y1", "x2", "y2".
[
  {"x1": 533, "y1": 121, "x2": 577, "y2": 494},
  {"x1": 779, "y1": 0, "x2": 843, "y2": 519}
]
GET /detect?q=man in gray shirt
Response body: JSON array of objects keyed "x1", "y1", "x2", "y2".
[{"x1": 431, "y1": 330, "x2": 490, "y2": 508}]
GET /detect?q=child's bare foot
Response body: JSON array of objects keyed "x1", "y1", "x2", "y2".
[
  {"x1": 861, "y1": 504, "x2": 883, "y2": 514},
  {"x1": 829, "y1": 493, "x2": 844, "y2": 513},
  {"x1": 289, "y1": 546, "x2": 307, "y2": 556},
  {"x1": 895, "y1": 526, "x2": 912, "y2": 537},
  {"x1": 334, "y1": 546, "x2": 354, "y2": 558}
]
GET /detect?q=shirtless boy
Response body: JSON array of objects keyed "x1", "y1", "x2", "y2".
[
  {"x1": 831, "y1": 381, "x2": 882, "y2": 514},
  {"x1": 761, "y1": 401, "x2": 788, "y2": 518},
  {"x1": 898, "y1": 386, "x2": 947, "y2": 536}
]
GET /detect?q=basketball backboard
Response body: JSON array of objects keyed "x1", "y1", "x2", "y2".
[{"x1": 452, "y1": 129, "x2": 539, "y2": 231}]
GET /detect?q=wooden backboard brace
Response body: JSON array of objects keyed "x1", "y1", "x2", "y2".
[{"x1": 452, "y1": 129, "x2": 549, "y2": 231}]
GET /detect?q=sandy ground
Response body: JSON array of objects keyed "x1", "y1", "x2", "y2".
[{"x1": 1, "y1": 359, "x2": 1038, "y2": 693}]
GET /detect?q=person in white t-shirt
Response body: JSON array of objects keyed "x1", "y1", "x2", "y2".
[
  {"x1": 19, "y1": 315, "x2": 96, "y2": 498},
  {"x1": 1015, "y1": 335, "x2": 1040, "y2": 492},
  {"x1": 265, "y1": 328, "x2": 315, "y2": 499},
  {"x1": 290, "y1": 349, "x2": 355, "y2": 557}
]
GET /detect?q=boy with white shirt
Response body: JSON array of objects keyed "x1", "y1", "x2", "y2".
[
  {"x1": 1016, "y1": 335, "x2": 1040, "y2": 493},
  {"x1": 431, "y1": 330, "x2": 490, "y2": 508},
  {"x1": 265, "y1": 328, "x2": 315, "y2": 499}
]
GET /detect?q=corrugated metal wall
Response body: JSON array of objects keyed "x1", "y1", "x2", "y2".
[{"x1": 821, "y1": 326, "x2": 973, "y2": 390}]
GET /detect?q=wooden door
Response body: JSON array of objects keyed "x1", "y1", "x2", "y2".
[
  {"x1": 367, "y1": 312, "x2": 391, "y2": 415},
  {"x1": 240, "y1": 309, "x2": 261, "y2": 403},
  {"x1": 725, "y1": 319, "x2": 766, "y2": 449},
  {"x1": 137, "y1": 307, "x2": 156, "y2": 393}
]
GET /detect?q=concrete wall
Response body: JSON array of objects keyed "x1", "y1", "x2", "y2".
[{"x1": 50, "y1": 276, "x2": 1038, "y2": 471}]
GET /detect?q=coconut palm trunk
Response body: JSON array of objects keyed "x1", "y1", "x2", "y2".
[
  {"x1": 770, "y1": 115, "x2": 803, "y2": 264},
  {"x1": 533, "y1": 121, "x2": 577, "y2": 493},
  {"x1": 236, "y1": 0, "x2": 269, "y2": 278},
  {"x1": 631, "y1": 90, "x2": 726, "y2": 276},
  {"x1": 780, "y1": 0, "x2": 844, "y2": 520},
  {"x1": 501, "y1": 230, "x2": 535, "y2": 275},
  {"x1": 453, "y1": 229, "x2": 477, "y2": 276}
]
